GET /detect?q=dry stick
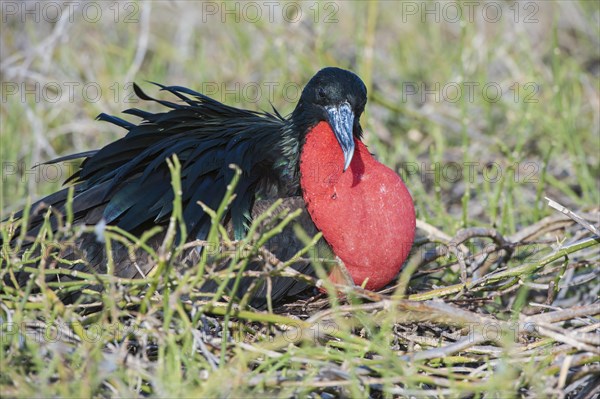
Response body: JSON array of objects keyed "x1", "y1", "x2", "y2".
[
  {"x1": 525, "y1": 304, "x2": 600, "y2": 324},
  {"x1": 416, "y1": 219, "x2": 470, "y2": 253},
  {"x1": 413, "y1": 212, "x2": 598, "y2": 285},
  {"x1": 399, "y1": 331, "x2": 487, "y2": 361},
  {"x1": 191, "y1": 329, "x2": 219, "y2": 370},
  {"x1": 534, "y1": 322, "x2": 600, "y2": 348},
  {"x1": 409, "y1": 236, "x2": 599, "y2": 301},
  {"x1": 449, "y1": 227, "x2": 513, "y2": 286},
  {"x1": 414, "y1": 219, "x2": 470, "y2": 267},
  {"x1": 545, "y1": 197, "x2": 600, "y2": 236},
  {"x1": 534, "y1": 323, "x2": 599, "y2": 354},
  {"x1": 508, "y1": 214, "x2": 583, "y2": 243},
  {"x1": 305, "y1": 299, "x2": 512, "y2": 341},
  {"x1": 412, "y1": 225, "x2": 513, "y2": 292}
]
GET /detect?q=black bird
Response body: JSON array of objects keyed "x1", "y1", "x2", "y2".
[{"x1": 3, "y1": 67, "x2": 416, "y2": 307}]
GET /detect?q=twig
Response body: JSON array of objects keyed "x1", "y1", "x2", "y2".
[{"x1": 545, "y1": 197, "x2": 599, "y2": 236}]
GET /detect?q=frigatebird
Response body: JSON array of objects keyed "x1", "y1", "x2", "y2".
[{"x1": 3, "y1": 67, "x2": 416, "y2": 307}]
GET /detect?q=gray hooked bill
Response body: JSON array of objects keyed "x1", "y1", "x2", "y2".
[{"x1": 326, "y1": 102, "x2": 355, "y2": 171}]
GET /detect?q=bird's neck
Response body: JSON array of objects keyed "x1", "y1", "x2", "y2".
[{"x1": 299, "y1": 121, "x2": 416, "y2": 290}]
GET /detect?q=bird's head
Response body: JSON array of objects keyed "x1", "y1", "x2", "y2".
[{"x1": 293, "y1": 67, "x2": 367, "y2": 171}]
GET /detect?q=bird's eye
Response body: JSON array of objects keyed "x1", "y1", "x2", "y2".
[{"x1": 317, "y1": 88, "x2": 326, "y2": 99}]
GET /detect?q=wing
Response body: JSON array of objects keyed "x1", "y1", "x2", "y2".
[{"x1": 16, "y1": 83, "x2": 298, "y2": 242}]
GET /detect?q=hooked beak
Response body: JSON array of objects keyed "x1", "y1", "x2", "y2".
[{"x1": 326, "y1": 102, "x2": 355, "y2": 171}]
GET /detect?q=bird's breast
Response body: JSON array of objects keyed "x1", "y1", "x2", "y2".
[{"x1": 299, "y1": 121, "x2": 416, "y2": 290}]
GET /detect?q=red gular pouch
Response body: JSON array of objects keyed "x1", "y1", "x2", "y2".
[{"x1": 300, "y1": 121, "x2": 416, "y2": 291}]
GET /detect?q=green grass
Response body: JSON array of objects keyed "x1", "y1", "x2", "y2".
[{"x1": 1, "y1": 1, "x2": 599, "y2": 398}]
